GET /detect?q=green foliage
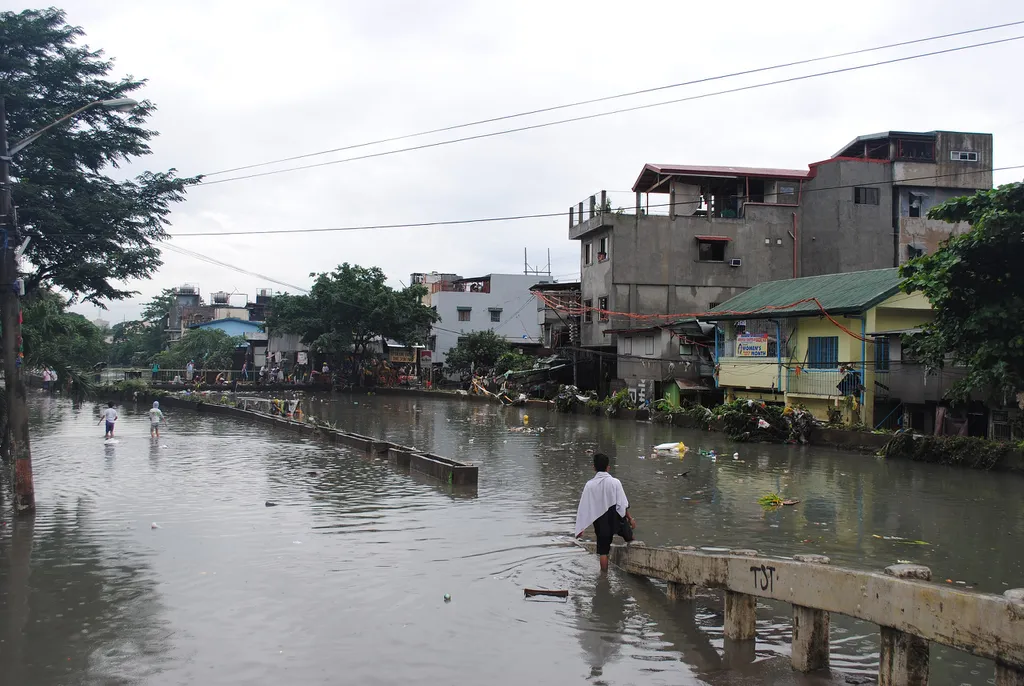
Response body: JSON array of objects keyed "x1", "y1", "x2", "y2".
[
  {"x1": 266, "y1": 263, "x2": 437, "y2": 370},
  {"x1": 605, "y1": 388, "x2": 635, "y2": 415},
  {"x1": 1, "y1": 9, "x2": 201, "y2": 303},
  {"x1": 21, "y1": 289, "x2": 107, "y2": 370},
  {"x1": 444, "y1": 330, "x2": 511, "y2": 376},
  {"x1": 156, "y1": 328, "x2": 243, "y2": 369},
  {"x1": 900, "y1": 182, "x2": 1024, "y2": 400},
  {"x1": 882, "y1": 433, "x2": 1011, "y2": 470},
  {"x1": 494, "y1": 350, "x2": 534, "y2": 375},
  {"x1": 758, "y1": 492, "x2": 783, "y2": 509},
  {"x1": 108, "y1": 291, "x2": 174, "y2": 365}
]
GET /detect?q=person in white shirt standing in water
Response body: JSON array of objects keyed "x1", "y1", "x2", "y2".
[
  {"x1": 575, "y1": 452, "x2": 636, "y2": 572},
  {"x1": 149, "y1": 401, "x2": 165, "y2": 438},
  {"x1": 98, "y1": 402, "x2": 118, "y2": 439}
]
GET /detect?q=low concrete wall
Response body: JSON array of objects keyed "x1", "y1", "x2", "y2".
[
  {"x1": 409, "y1": 452, "x2": 478, "y2": 486},
  {"x1": 586, "y1": 541, "x2": 1024, "y2": 682},
  {"x1": 813, "y1": 427, "x2": 890, "y2": 452},
  {"x1": 145, "y1": 394, "x2": 478, "y2": 487}
]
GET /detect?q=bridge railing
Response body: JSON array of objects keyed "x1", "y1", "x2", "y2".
[{"x1": 589, "y1": 541, "x2": 1023, "y2": 684}]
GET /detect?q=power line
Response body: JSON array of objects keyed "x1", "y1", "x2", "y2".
[
  {"x1": 197, "y1": 34, "x2": 1024, "y2": 187},
  {"x1": 161, "y1": 243, "x2": 310, "y2": 293},
  {"x1": 167, "y1": 163, "x2": 1024, "y2": 238},
  {"x1": 201, "y1": 20, "x2": 1024, "y2": 178}
]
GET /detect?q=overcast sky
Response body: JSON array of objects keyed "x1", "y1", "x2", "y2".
[{"x1": 60, "y1": 0, "x2": 1024, "y2": 324}]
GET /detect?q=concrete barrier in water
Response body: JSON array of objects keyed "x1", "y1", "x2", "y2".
[
  {"x1": 149, "y1": 395, "x2": 477, "y2": 487},
  {"x1": 409, "y1": 452, "x2": 478, "y2": 486},
  {"x1": 582, "y1": 541, "x2": 1024, "y2": 685}
]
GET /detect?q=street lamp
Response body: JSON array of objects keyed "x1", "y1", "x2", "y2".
[{"x1": 0, "y1": 94, "x2": 138, "y2": 513}]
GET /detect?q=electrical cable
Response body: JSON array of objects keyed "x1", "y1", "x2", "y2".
[
  {"x1": 197, "y1": 34, "x2": 1024, "y2": 187},
  {"x1": 201, "y1": 20, "x2": 1024, "y2": 178},
  {"x1": 167, "y1": 163, "x2": 1024, "y2": 237}
]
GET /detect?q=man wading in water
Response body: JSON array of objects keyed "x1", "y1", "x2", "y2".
[{"x1": 575, "y1": 452, "x2": 636, "y2": 572}]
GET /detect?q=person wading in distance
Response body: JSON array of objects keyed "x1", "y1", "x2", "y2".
[{"x1": 574, "y1": 452, "x2": 636, "y2": 572}]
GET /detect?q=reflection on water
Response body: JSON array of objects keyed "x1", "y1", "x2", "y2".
[{"x1": 0, "y1": 392, "x2": 1020, "y2": 685}]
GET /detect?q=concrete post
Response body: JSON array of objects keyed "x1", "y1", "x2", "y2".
[
  {"x1": 666, "y1": 581, "x2": 696, "y2": 600},
  {"x1": 996, "y1": 589, "x2": 1024, "y2": 685},
  {"x1": 879, "y1": 564, "x2": 931, "y2": 686},
  {"x1": 791, "y1": 554, "x2": 831, "y2": 672},
  {"x1": 600, "y1": 190, "x2": 607, "y2": 215},
  {"x1": 569, "y1": 205, "x2": 574, "y2": 228},
  {"x1": 669, "y1": 186, "x2": 676, "y2": 219},
  {"x1": 724, "y1": 591, "x2": 757, "y2": 641},
  {"x1": 578, "y1": 201, "x2": 584, "y2": 224},
  {"x1": 589, "y1": 194, "x2": 596, "y2": 219}
]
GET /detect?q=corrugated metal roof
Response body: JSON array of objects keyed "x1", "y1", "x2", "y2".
[
  {"x1": 707, "y1": 269, "x2": 903, "y2": 320},
  {"x1": 633, "y1": 163, "x2": 808, "y2": 192}
]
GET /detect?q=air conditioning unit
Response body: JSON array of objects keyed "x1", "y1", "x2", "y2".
[{"x1": 729, "y1": 258, "x2": 743, "y2": 267}]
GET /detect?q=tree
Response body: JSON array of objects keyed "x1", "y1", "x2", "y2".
[
  {"x1": 155, "y1": 328, "x2": 243, "y2": 370},
  {"x1": 266, "y1": 263, "x2": 438, "y2": 380},
  {"x1": 0, "y1": 9, "x2": 200, "y2": 304},
  {"x1": 444, "y1": 330, "x2": 512, "y2": 377},
  {"x1": 900, "y1": 181, "x2": 1024, "y2": 401},
  {"x1": 21, "y1": 289, "x2": 107, "y2": 371}
]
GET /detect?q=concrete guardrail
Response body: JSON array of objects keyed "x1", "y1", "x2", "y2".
[
  {"x1": 583, "y1": 541, "x2": 1024, "y2": 685},
  {"x1": 147, "y1": 395, "x2": 479, "y2": 488}
]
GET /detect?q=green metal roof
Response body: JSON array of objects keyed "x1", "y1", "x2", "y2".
[{"x1": 707, "y1": 268, "x2": 902, "y2": 320}]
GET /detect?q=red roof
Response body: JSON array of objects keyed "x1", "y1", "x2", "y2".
[{"x1": 633, "y1": 163, "x2": 809, "y2": 193}]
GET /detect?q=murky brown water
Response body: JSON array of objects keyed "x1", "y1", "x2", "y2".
[{"x1": 1, "y1": 392, "x2": 1021, "y2": 685}]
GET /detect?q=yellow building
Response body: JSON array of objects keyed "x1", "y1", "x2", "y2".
[{"x1": 709, "y1": 269, "x2": 942, "y2": 428}]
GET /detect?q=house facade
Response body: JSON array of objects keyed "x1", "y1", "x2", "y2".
[
  {"x1": 709, "y1": 268, "x2": 994, "y2": 436},
  {"x1": 424, "y1": 273, "x2": 548, "y2": 371},
  {"x1": 602, "y1": 319, "x2": 717, "y2": 407},
  {"x1": 568, "y1": 130, "x2": 992, "y2": 359}
]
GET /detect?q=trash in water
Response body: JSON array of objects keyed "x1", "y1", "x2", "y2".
[
  {"x1": 443, "y1": 593, "x2": 452, "y2": 603},
  {"x1": 524, "y1": 588, "x2": 568, "y2": 600},
  {"x1": 655, "y1": 470, "x2": 664, "y2": 475},
  {"x1": 733, "y1": 452, "x2": 740, "y2": 459},
  {"x1": 654, "y1": 442, "x2": 687, "y2": 454},
  {"x1": 757, "y1": 419, "x2": 771, "y2": 429},
  {"x1": 265, "y1": 501, "x2": 278, "y2": 507},
  {"x1": 637, "y1": 455, "x2": 645, "y2": 460},
  {"x1": 151, "y1": 522, "x2": 160, "y2": 529}
]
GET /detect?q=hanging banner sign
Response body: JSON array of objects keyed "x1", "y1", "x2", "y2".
[
  {"x1": 736, "y1": 334, "x2": 769, "y2": 357},
  {"x1": 390, "y1": 350, "x2": 415, "y2": 363}
]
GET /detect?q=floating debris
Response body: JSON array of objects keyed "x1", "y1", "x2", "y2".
[
  {"x1": 758, "y1": 493, "x2": 784, "y2": 509},
  {"x1": 265, "y1": 501, "x2": 278, "y2": 507}
]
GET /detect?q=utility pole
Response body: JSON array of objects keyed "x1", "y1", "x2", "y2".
[{"x1": 0, "y1": 96, "x2": 34, "y2": 513}]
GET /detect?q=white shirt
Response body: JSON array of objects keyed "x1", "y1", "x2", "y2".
[
  {"x1": 42, "y1": 370, "x2": 51, "y2": 382},
  {"x1": 149, "y1": 408, "x2": 164, "y2": 424},
  {"x1": 574, "y1": 471, "x2": 629, "y2": 537},
  {"x1": 102, "y1": 408, "x2": 118, "y2": 422}
]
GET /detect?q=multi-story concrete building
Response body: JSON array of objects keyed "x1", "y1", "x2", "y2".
[
  {"x1": 423, "y1": 273, "x2": 548, "y2": 371},
  {"x1": 569, "y1": 130, "x2": 992, "y2": 356}
]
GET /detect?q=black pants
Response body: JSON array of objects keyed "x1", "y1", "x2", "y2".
[{"x1": 594, "y1": 505, "x2": 633, "y2": 555}]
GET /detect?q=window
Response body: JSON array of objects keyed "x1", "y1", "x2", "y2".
[
  {"x1": 428, "y1": 335, "x2": 436, "y2": 352},
  {"x1": 623, "y1": 337, "x2": 633, "y2": 355},
  {"x1": 697, "y1": 240, "x2": 726, "y2": 262},
  {"x1": 583, "y1": 299, "x2": 593, "y2": 323},
  {"x1": 680, "y1": 342, "x2": 694, "y2": 356},
  {"x1": 708, "y1": 302, "x2": 720, "y2": 310},
  {"x1": 908, "y1": 192, "x2": 925, "y2": 218},
  {"x1": 807, "y1": 336, "x2": 839, "y2": 369},
  {"x1": 457, "y1": 307, "x2": 471, "y2": 322},
  {"x1": 489, "y1": 308, "x2": 502, "y2": 323},
  {"x1": 875, "y1": 337, "x2": 890, "y2": 371},
  {"x1": 645, "y1": 336, "x2": 655, "y2": 356},
  {"x1": 854, "y1": 187, "x2": 880, "y2": 205},
  {"x1": 584, "y1": 242, "x2": 593, "y2": 266},
  {"x1": 598, "y1": 236, "x2": 609, "y2": 261},
  {"x1": 906, "y1": 244, "x2": 925, "y2": 260},
  {"x1": 950, "y1": 150, "x2": 979, "y2": 162},
  {"x1": 897, "y1": 139, "x2": 934, "y2": 161},
  {"x1": 598, "y1": 296, "x2": 608, "y2": 322}
]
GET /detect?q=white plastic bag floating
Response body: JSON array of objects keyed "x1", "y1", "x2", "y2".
[
  {"x1": 757, "y1": 418, "x2": 770, "y2": 429},
  {"x1": 653, "y1": 441, "x2": 688, "y2": 454}
]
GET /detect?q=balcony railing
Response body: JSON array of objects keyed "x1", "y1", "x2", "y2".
[{"x1": 787, "y1": 368, "x2": 863, "y2": 397}]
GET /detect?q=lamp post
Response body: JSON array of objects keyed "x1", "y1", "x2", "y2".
[{"x1": 0, "y1": 95, "x2": 138, "y2": 513}]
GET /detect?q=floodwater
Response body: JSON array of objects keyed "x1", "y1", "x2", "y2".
[{"x1": 1, "y1": 393, "x2": 1021, "y2": 686}]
